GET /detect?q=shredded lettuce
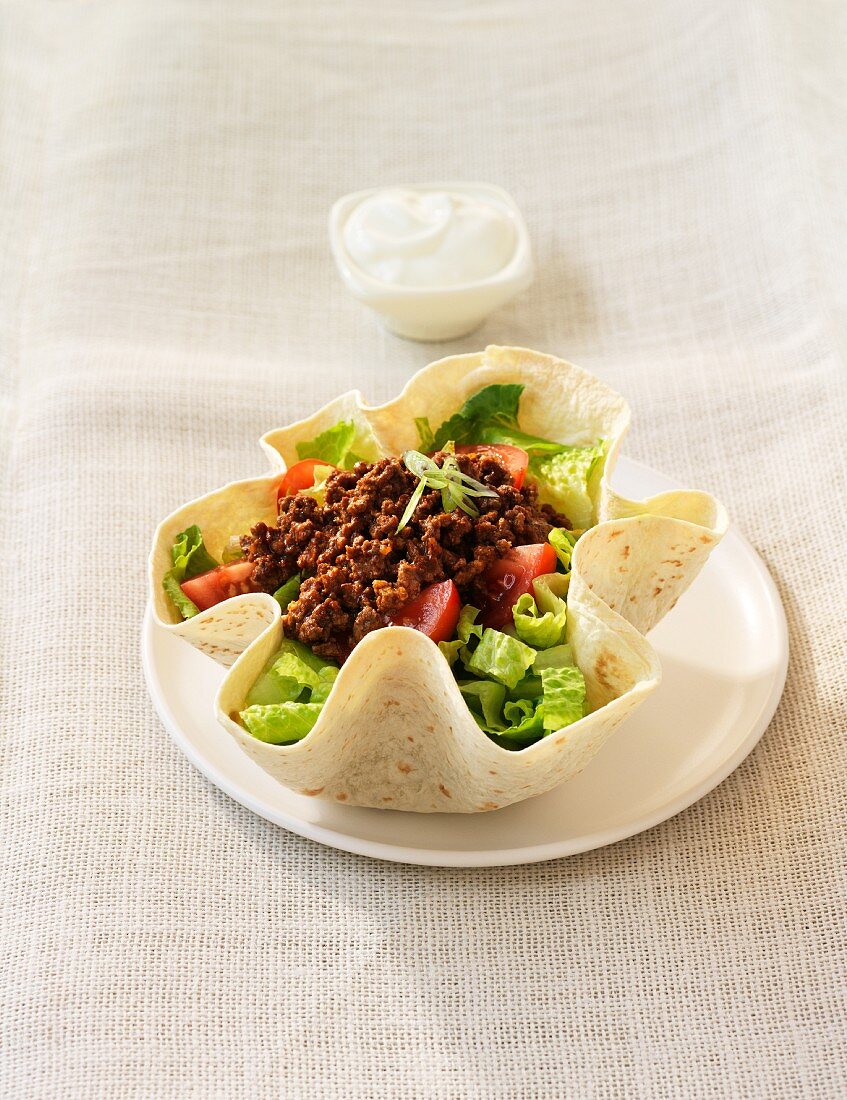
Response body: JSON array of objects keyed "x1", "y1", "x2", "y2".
[
  {"x1": 548, "y1": 527, "x2": 579, "y2": 572},
  {"x1": 540, "y1": 665, "x2": 587, "y2": 730},
  {"x1": 463, "y1": 628, "x2": 536, "y2": 690},
  {"x1": 508, "y1": 674, "x2": 543, "y2": 699},
  {"x1": 241, "y1": 639, "x2": 339, "y2": 742},
  {"x1": 532, "y1": 644, "x2": 575, "y2": 672},
  {"x1": 458, "y1": 680, "x2": 507, "y2": 731},
  {"x1": 220, "y1": 535, "x2": 245, "y2": 564},
  {"x1": 296, "y1": 419, "x2": 380, "y2": 469},
  {"x1": 512, "y1": 592, "x2": 567, "y2": 649},
  {"x1": 296, "y1": 421, "x2": 356, "y2": 467},
  {"x1": 414, "y1": 417, "x2": 436, "y2": 452},
  {"x1": 240, "y1": 703, "x2": 324, "y2": 744},
  {"x1": 162, "y1": 525, "x2": 219, "y2": 620},
  {"x1": 297, "y1": 463, "x2": 337, "y2": 507},
  {"x1": 309, "y1": 666, "x2": 340, "y2": 704},
  {"x1": 439, "y1": 593, "x2": 588, "y2": 748},
  {"x1": 418, "y1": 384, "x2": 565, "y2": 456},
  {"x1": 532, "y1": 442, "x2": 606, "y2": 530},
  {"x1": 438, "y1": 605, "x2": 484, "y2": 666},
  {"x1": 533, "y1": 571, "x2": 571, "y2": 612},
  {"x1": 273, "y1": 573, "x2": 301, "y2": 610},
  {"x1": 499, "y1": 698, "x2": 546, "y2": 741},
  {"x1": 413, "y1": 385, "x2": 523, "y2": 448}
]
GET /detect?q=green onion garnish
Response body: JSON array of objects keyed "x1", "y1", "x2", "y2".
[{"x1": 396, "y1": 449, "x2": 499, "y2": 532}]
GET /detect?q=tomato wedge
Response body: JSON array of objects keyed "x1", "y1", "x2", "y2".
[
  {"x1": 455, "y1": 444, "x2": 529, "y2": 488},
  {"x1": 180, "y1": 560, "x2": 262, "y2": 612},
  {"x1": 480, "y1": 543, "x2": 558, "y2": 629},
  {"x1": 389, "y1": 579, "x2": 461, "y2": 643},
  {"x1": 278, "y1": 458, "x2": 337, "y2": 501}
]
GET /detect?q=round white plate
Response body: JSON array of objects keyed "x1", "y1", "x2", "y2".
[{"x1": 143, "y1": 457, "x2": 788, "y2": 867}]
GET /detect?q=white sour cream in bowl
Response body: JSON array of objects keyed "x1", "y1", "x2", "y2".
[{"x1": 329, "y1": 183, "x2": 533, "y2": 341}]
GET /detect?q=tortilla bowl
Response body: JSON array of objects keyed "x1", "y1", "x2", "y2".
[{"x1": 149, "y1": 346, "x2": 727, "y2": 812}]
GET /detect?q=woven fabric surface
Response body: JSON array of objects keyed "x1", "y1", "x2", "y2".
[{"x1": 2, "y1": 1, "x2": 845, "y2": 1097}]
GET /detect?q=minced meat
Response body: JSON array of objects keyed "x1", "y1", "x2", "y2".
[{"x1": 241, "y1": 451, "x2": 569, "y2": 661}]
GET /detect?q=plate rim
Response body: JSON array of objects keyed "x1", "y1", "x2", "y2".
[{"x1": 142, "y1": 457, "x2": 789, "y2": 868}]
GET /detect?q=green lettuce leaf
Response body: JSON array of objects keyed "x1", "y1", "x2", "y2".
[
  {"x1": 512, "y1": 592, "x2": 567, "y2": 649},
  {"x1": 220, "y1": 535, "x2": 246, "y2": 564},
  {"x1": 491, "y1": 698, "x2": 546, "y2": 747},
  {"x1": 162, "y1": 573, "x2": 200, "y2": 620},
  {"x1": 426, "y1": 384, "x2": 524, "y2": 449},
  {"x1": 299, "y1": 463, "x2": 336, "y2": 506},
  {"x1": 414, "y1": 417, "x2": 436, "y2": 452},
  {"x1": 309, "y1": 666, "x2": 339, "y2": 705},
  {"x1": 425, "y1": 382, "x2": 582, "y2": 459},
  {"x1": 532, "y1": 571, "x2": 570, "y2": 614},
  {"x1": 540, "y1": 665, "x2": 587, "y2": 730},
  {"x1": 241, "y1": 636, "x2": 339, "y2": 741},
  {"x1": 244, "y1": 639, "x2": 338, "y2": 708},
  {"x1": 296, "y1": 419, "x2": 381, "y2": 469},
  {"x1": 172, "y1": 525, "x2": 218, "y2": 578},
  {"x1": 532, "y1": 644, "x2": 575, "y2": 672},
  {"x1": 459, "y1": 680, "x2": 547, "y2": 744},
  {"x1": 239, "y1": 703, "x2": 324, "y2": 744},
  {"x1": 296, "y1": 420, "x2": 357, "y2": 467},
  {"x1": 425, "y1": 381, "x2": 566, "y2": 456},
  {"x1": 273, "y1": 573, "x2": 301, "y2": 610},
  {"x1": 162, "y1": 525, "x2": 219, "y2": 620},
  {"x1": 458, "y1": 680, "x2": 507, "y2": 732},
  {"x1": 508, "y1": 674, "x2": 543, "y2": 699},
  {"x1": 532, "y1": 441, "x2": 606, "y2": 530},
  {"x1": 463, "y1": 628, "x2": 536, "y2": 690},
  {"x1": 474, "y1": 424, "x2": 570, "y2": 457},
  {"x1": 438, "y1": 605, "x2": 484, "y2": 666},
  {"x1": 548, "y1": 527, "x2": 579, "y2": 572}
]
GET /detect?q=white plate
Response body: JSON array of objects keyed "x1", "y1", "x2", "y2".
[{"x1": 143, "y1": 457, "x2": 788, "y2": 867}]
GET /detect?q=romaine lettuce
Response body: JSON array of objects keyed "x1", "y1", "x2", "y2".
[
  {"x1": 540, "y1": 665, "x2": 587, "y2": 730},
  {"x1": 458, "y1": 680, "x2": 507, "y2": 731},
  {"x1": 418, "y1": 384, "x2": 570, "y2": 456},
  {"x1": 463, "y1": 628, "x2": 536, "y2": 690},
  {"x1": 532, "y1": 441, "x2": 606, "y2": 530},
  {"x1": 244, "y1": 639, "x2": 338, "y2": 710},
  {"x1": 548, "y1": 527, "x2": 578, "y2": 572},
  {"x1": 438, "y1": 605, "x2": 484, "y2": 666},
  {"x1": 296, "y1": 419, "x2": 381, "y2": 469},
  {"x1": 532, "y1": 644, "x2": 575, "y2": 672},
  {"x1": 162, "y1": 525, "x2": 219, "y2": 619},
  {"x1": 436, "y1": 585, "x2": 588, "y2": 748},
  {"x1": 309, "y1": 666, "x2": 340, "y2": 704},
  {"x1": 296, "y1": 420, "x2": 357, "y2": 467},
  {"x1": 240, "y1": 702, "x2": 324, "y2": 744},
  {"x1": 532, "y1": 571, "x2": 570, "y2": 613},
  {"x1": 512, "y1": 592, "x2": 567, "y2": 649}
]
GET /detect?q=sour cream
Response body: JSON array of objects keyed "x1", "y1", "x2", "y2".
[
  {"x1": 329, "y1": 183, "x2": 533, "y2": 340},
  {"x1": 341, "y1": 188, "x2": 518, "y2": 288}
]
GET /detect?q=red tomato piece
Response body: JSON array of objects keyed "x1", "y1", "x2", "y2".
[
  {"x1": 480, "y1": 543, "x2": 558, "y2": 629},
  {"x1": 454, "y1": 444, "x2": 529, "y2": 488},
  {"x1": 278, "y1": 458, "x2": 336, "y2": 501},
  {"x1": 389, "y1": 579, "x2": 461, "y2": 643},
  {"x1": 180, "y1": 560, "x2": 262, "y2": 612}
]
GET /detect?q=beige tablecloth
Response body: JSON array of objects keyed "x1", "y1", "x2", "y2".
[{"x1": 2, "y1": 2, "x2": 845, "y2": 1097}]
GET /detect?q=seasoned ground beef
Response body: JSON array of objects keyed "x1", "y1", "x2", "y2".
[{"x1": 241, "y1": 451, "x2": 569, "y2": 661}]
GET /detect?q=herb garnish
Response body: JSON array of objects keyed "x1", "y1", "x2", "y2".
[{"x1": 396, "y1": 449, "x2": 499, "y2": 532}]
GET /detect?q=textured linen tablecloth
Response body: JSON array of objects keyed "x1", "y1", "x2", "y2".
[{"x1": 2, "y1": 2, "x2": 845, "y2": 1097}]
